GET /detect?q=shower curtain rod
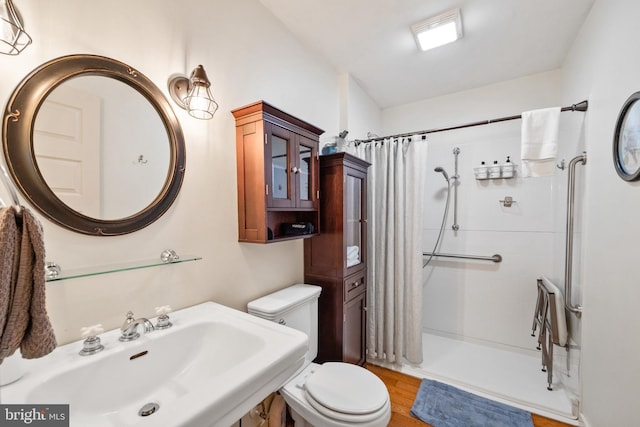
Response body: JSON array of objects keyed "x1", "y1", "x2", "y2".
[{"x1": 354, "y1": 100, "x2": 588, "y2": 144}]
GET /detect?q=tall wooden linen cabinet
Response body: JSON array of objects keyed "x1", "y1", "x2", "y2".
[{"x1": 304, "y1": 152, "x2": 370, "y2": 366}]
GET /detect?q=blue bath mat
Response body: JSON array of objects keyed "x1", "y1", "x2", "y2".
[{"x1": 410, "y1": 379, "x2": 534, "y2": 427}]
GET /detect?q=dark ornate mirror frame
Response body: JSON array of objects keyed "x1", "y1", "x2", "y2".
[
  {"x1": 613, "y1": 91, "x2": 640, "y2": 181},
  {"x1": 2, "y1": 54, "x2": 186, "y2": 235}
]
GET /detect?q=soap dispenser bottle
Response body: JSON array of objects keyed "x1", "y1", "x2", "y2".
[
  {"x1": 489, "y1": 160, "x2": 501, "y2": 179},
  {"x1": 502, "y1": 156, "x2": 514, "y2": 178},
  {"x1": 475, "y1": 161, "x2": 488, "y2": 179}
]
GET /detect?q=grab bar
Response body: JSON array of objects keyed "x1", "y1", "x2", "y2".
[
  {"x1": 452, "y1": 147, "x2": 460, "y2": 231},
  {"x1": 565, "y1": 153, "x2": 586, "y2": 316},
  {"x1": 422, "y1": 252, "x2": 502, "y2": 263},
  {"x1": 0, "y1": 163, "x2": 20, "y2": 207}
]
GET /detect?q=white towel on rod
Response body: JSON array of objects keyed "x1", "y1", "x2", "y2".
[{"x1": 520, "y1": 107, "x2": 561, "y2": 177}]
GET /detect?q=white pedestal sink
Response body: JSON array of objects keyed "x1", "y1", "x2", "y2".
[{"x1": 0, "y1": 302, "x2": 308, "y2": 426}]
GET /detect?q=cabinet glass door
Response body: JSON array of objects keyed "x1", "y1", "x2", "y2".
[
  {"x1": 268, "y1": 124, "x2": 295, "y2": 209},
  {"x1": 271, "y1": 134, "x2": 289, "y2": 200},
  {"x1": 299, "y1": 145, "x2": 311, "y2": 201},
  {"x1": 297, "y1": 137, "x2": 318, "y2": 209},
  {"x1": 346, "y1": 174, "x2": 363, "y2": 268}
]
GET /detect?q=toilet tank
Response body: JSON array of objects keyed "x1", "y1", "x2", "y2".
[{"x1": 247, "y1": 284, "x2": 321, "y2": 363}]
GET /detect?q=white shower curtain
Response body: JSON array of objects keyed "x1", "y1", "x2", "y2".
[{"x1": 348, "y1": 136, "x2": 427, "y2": 365}]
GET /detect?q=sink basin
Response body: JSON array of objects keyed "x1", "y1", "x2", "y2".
[{"x1": 0, "y1": 302, "x2": 308, "y2": 426}]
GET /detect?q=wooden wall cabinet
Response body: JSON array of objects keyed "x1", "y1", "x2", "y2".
[
  {"x1": 232, "y1": 101, "x2": 323, "y2": 243},
  {"x1": 304, "y1": 152, "x2": 370, "y2": 365}
]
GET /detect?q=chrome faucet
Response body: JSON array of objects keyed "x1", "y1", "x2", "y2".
[{"x1": 119, "y1": 311, "x2": 155, "y2": 342}]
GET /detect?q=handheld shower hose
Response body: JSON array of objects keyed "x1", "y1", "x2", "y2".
[{"x1": 424, "y1": 167, "x2": 451, "y2": 267}]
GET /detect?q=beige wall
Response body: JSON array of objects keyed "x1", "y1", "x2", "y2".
[{"x1": 0, "y1": 0, "x2": 340, "y2": 345}]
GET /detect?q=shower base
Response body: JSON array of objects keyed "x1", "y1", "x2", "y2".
[{"x1": 371, "y1": 332, "x2": 579, "y2": 425}]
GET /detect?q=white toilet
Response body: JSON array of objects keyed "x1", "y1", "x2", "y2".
[{"x1": 248, "y1": 284, "x2": 391, "y2": 427}]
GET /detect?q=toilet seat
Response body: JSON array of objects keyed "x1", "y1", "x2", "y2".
[
  {"x1": 304, "y1": 390, "x2": 390, "y2": 423},
  {"x1": 301, "y1": 362, "x2": 389, "y2": 423}
]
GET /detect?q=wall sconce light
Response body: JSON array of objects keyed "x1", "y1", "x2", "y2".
[
  {"x1": 0, "y1": 0, "x2": 32, "y2": 55},
  {"x1": 168, "y1": 65, "x2": 218, "y2": 120}
]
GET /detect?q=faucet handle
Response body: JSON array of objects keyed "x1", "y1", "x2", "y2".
[
  {"x1": 155, "y1": 305, "x2": 173, "y2": 330},
  {"x1": 155, "y1": 305, "x2": 172, "y2": 316},
  {"x1": 81, "y1": 324, "x2": 104, "y2": 338},
  {"x1": 79, "y1": 324, "x2": 105, "y2": 356}
]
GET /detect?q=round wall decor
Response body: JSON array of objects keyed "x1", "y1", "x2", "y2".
[{"x1": 614, "y1": 91, "x2": 640, "y2": 181}]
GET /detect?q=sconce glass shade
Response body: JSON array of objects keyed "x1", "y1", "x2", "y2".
[
  {"x1": 168, "y1": 65, "x2": 218, "y2": 120},
  {"x1": 184, "y1": 80, "x2": 218, "y2": 120},
  {"x1": 0, "y1": 0, "x2": 32, "y2": 55}
]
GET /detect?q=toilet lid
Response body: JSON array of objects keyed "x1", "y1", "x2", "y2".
[{"x1": 304, "y1": 363, "x2": 389, "y2": 417}]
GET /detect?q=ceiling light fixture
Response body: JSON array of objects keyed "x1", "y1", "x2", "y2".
[
  {"x1": 0, "y1": 0, "x2": 32, "y2": 55},
  {"x1": 411, "y1": 8, "x2": 462, "y2": 52},
  {"x1": 168, "y1": 65, "x2": 218, "y2": 120}
]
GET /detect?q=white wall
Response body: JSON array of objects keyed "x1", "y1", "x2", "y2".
[
  {"x1": 383, "y1": 69, "x2": 585, "y2": 405},
  {"x1": 383, "y1": 70, "x2": 568, "y2": 350},
  {"x1": 338, "y1": 74, "x2": 382, "y2": 141},
  {"x1": 560, "y1": 1, "x2": 640, "y2": 426},
  {"x1": 0, "y1": 0, "x2": 340, "y2": 345},
  {"x1": 381, "y1": 0, "x2": 640, "y2": 424}
]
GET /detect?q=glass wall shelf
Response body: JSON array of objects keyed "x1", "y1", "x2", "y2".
[{"x1": 45, "y1": 255, "x2": 202, "y2": 282}]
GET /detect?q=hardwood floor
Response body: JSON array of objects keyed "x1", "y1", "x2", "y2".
[{"x1": 366, "y1": 364, "x2": 573, "y2": 427}]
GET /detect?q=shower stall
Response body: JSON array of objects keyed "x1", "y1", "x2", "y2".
[{"x1": 367, "y1": 99, "x2": 587, "y2": 425}]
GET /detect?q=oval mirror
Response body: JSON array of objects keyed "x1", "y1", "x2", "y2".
[
  {"x1": 2, "y1": 54, "x2": 186, "y2": 235},
  {"x1": 613, "y1": 91, "x2": 640, "y2": 181}
]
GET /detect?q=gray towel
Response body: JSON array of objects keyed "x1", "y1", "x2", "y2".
[
  {"x1": 0, "y1": 207, "x2": 56, "y2": 363},
  {"x1": 0, "y1": 207, "x2": 20, "y2": 354}
]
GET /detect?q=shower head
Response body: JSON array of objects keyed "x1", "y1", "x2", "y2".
[{"x1": 434, "y1": 167, "x2": 450, "y2": 183}]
